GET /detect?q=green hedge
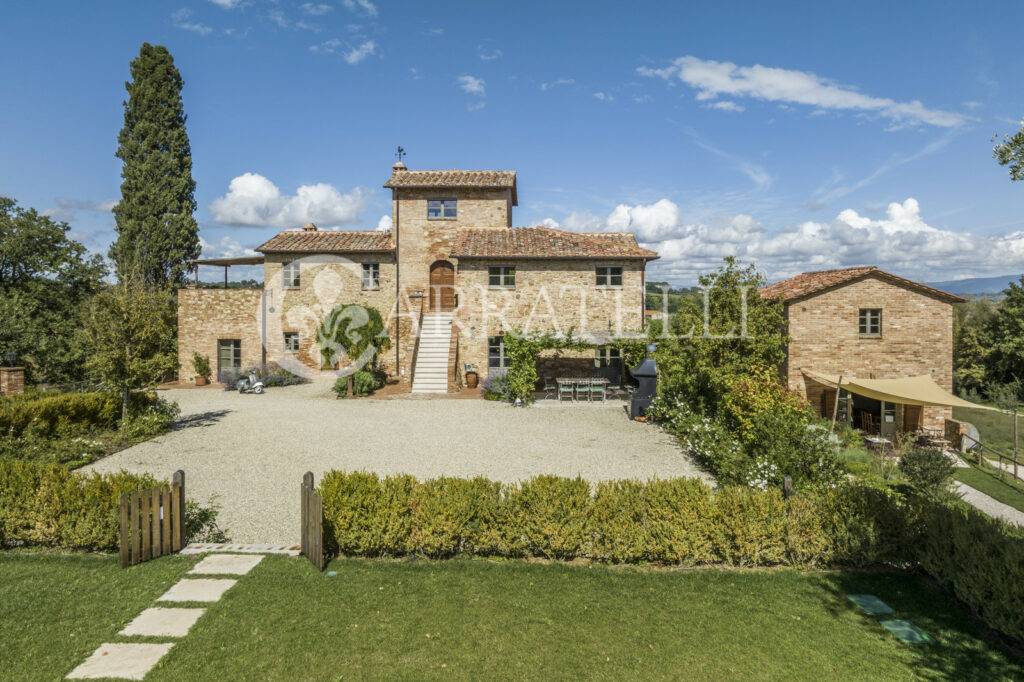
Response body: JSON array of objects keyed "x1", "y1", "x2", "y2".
[
  {"x1": 319, "y1": 471, "x2": 909, "y2": 567},
  {"x1": 0, "y1": 391, "x2": 158, "y2": 437},
  {"x1": 0, "y1": 459, "x2": 159, "y2": 551}
]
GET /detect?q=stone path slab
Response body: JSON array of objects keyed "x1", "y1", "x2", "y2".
[
  {"x1": 955, "y1": 482, "x2": 1024, "y2": 527},
  {"x1": 120, "y1": 607, "x2": 205, "y2": 638},
  {"x1": 189, "y1": 554, "x2": 264, "y2": 575},
  {"x1": 66, "y1": 642, "x2": 174, "y2": 680},
  {"x1": 846, "y1": 594, "x2": 894, "y2": 616},
  {"x1": 181, "y1": 543, "x2": 300, "y2": 556},
  {"x1": 158, "y1": 578, "x2": 236, "y2": 603},
  {"x1": 880, "y1": 619, "x2": 934, "y2": 644}
]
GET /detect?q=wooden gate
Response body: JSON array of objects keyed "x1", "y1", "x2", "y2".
[
  {"x1": 120, "y1": 470, "x2": 185, "y2": 568},
  {"x1": 300, "y1": 471, "x2": 325, "y2": 571}
]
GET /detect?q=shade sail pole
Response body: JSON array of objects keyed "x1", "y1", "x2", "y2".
[{"x1": 830, "y1": 375, "x2": 843, "y2": 432}]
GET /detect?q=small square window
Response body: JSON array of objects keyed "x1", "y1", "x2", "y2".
[
  {"x1": 283, "y1": 332, "x2": 299, "y2": 352},
  {"x1": 859, "y1": 308, "x2": 882, "y2": 336},
  {"x1": 282, "y1": 261, "x2": 300, "y2": 288},
  {"x1": 427, "y1": 198, "x2": 457, "y2": 219},
  {"x1": 594, "y1": 347, "x2": 621, "y2": 368},
  {"x1": 488, "y1": 265, "x2": 516, "y2": 288},
  {"x1": 362, "y1": 263, "x2": 380, "y2": 290},
  {"x1": 596, "y1": 265, "x2": 623, "y2": 287},
  {"x1": 488, "y1": 335, "x2": 508, "y2": 369}
]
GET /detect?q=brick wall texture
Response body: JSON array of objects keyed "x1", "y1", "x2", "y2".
[{"x1": 784, "y1": 275, "x2": 954, "y2": 428}]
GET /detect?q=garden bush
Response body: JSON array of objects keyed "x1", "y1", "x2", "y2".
[
  {"x1": 481, "y1": 371, "x2": 510, "y2": 401},
  {"x1": 331, "y1": 369, "x2": 385, "y2": 398},
  {"x1": 0, "y1": 391, "x2": 159, "y2": 438},
  {"x1": 318, "y1": 471, "x2": 911, "y2": 567},
  {"x1": 898, "y1": 447, "x2": 957, "y2": 500},
  {"x1": 0, "y1": 459, "x2": 158, "y2": 550}
]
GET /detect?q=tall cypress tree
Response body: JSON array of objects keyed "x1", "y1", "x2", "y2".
[{"x1": 110, "y1": 43, "x2": 199, "y2": 285}]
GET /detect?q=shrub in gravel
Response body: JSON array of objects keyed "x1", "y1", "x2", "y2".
[{"x1": 0, "y1": 391, "x2": 159, "y2": 438}]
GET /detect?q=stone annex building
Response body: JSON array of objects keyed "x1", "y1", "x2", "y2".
[
  {"x1": 759, "y1": 266, "x2": 965, "y2": 433},
  {"x1": 178, "y1": 162, "x2": 659, "y2": 392}
]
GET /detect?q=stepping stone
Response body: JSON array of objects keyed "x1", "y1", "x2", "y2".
[
  {"x1": 157, "y1": 578, "x2": 236, "y2": 603},
  {"x1": 120, "y1": 607, "x2": 205, "y2": 638},
  {"x1": 846, "y1": 594, "x2": 894, "y2": 616},
  {"x1": 880, "y1": 619, "x2": 935, "y2": 644},
  {"x1": 189, "y1": 553, "x2": 264, "y2": 576},
  {"x1": 67, "y1": 642, "x2": 174, "y2": 680}
]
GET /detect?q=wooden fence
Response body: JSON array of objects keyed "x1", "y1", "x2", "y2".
[
  {"x1": 301, "y1": 471, "x2": 325, "y2": 571},
  {"x1": 120, "y1": 470, "x2": 185, "y2": 568}
]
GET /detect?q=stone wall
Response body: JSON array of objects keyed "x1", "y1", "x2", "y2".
[
  {"x1": 785, "y1": 275, "x2": 955, "y2": 428},
  {"x1": 262, "y1": 254, "x2": 400, "y2": 375},
  {"x1": 454, "y1": 259, "x2": 646, "y2": 381},
  {"x1": 177, "y1": 288, "x2": 263, "y2": 383},
  {"x1": 0, "y1": 367, "x2": 25, "y2": 395}
]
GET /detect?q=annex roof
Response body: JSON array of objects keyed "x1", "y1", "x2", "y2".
[
  {"x1": 255, "y1": 230, "x2": 394, "y2": 254},
  {"x1": 383, "y1": 168, "x2": 518, "y2": 205},
  {"x1": 758, "y1": 266, "x2": 963, "y2": 304},
  {"x1": 449, "y1": 227, "x2": 659, "y2": 260}
]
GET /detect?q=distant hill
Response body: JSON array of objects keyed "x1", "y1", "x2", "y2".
[{"x1": 925, "y1": 275, "x2": 1022, "y2": 296}]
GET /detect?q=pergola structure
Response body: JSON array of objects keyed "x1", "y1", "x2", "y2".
[{"x1": 189, "y1": 256, "x2": 265, "y2": 287}]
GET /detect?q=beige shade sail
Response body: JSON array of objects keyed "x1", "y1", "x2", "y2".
[{"x1": 801, "y1": 369, "x2": 998, "y2": 411}]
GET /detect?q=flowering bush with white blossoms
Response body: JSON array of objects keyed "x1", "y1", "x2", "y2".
[{"x1": 745, "y1": 457, "x2": 781, "y2": 491}]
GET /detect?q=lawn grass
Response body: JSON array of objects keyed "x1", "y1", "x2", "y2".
[
  {"x1": 955, "y1": 464, "x2": 1024, "y2": 513},
  {"x1": 145, "y1": 556, "x2": 1024, "y2": 680},
  {"x1": 0, "y1": 550, "x2": 196, "y2": 681},
  {"x1": 953, "y1": 406, "x2": 1022, "y2": 455}
]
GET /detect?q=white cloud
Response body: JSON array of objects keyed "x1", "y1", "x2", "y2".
[
  {"x1": 540, "y1": 78, "x2": 574, "y2": 91},
  {"x1": 209, "y1": 172, "x2": 367, "y2": 228},
  {"x1": 310, "y1": 38, "x2": 341, "y2": 53},
  {"x1": 478, "y1": 44, "x2": 503, "y2": 61},
  {"x1": 705, "y1": 100, "x2": 744, "y2": 112},
  {"x1": 209, "y1": 0, "x2": 242, "y2": 8},
  {"x1": 467, "y1": 101, "x2": 486, "y2": 112},
  {"x1": 550, "y1": 196, "x2": 1024, "y2": 283},
  {"x1": 199, "y1": 236, "x2": 258, "y2": 259},
  {"x1": 301, "y1": 3, "x2": 332, "y2": 15},
  {"x1": 962, "y1": 100, "x2": 983, "y2": 110},
  {"x1": 172, "y1": 8, "x2": 213, "y2": 35},
  {"x1": 341, "y1": 0, "x2": 377, "y2": 16},
  {"x1": 638, "y1": 56, "x2": 967, "y2": 128},
  {"x1": 344, "y1": 40, "x2": 375, "y2": 64},
  {"x1": 376, "y1": 215, "x2": 392, "y2": 231},
  {"x1": 458, "y1": 75, "x2": 486, "y2": 96},
  {"x1": 43, "y1": 198, "x2": 117, "y2": 222},
  {"x1": 593, "y1": 92, "x2": 614, "y2": 102}
]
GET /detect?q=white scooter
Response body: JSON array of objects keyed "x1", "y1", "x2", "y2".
[{"x1": 236, "y1": 372, "x2": 265, "y2": 394}]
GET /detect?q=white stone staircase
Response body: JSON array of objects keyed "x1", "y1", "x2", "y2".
[{"x1": 411, "y1": 312, "x2": 453, "y2": 393}]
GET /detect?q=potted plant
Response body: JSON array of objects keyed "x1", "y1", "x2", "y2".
[
  {"x1": 464, "y1": 363, "x2": 479, "y2": 389},
  {"x1": 192, "y1": 352, "x2": 212, "y2": 386}
]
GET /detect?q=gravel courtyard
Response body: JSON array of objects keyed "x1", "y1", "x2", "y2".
[{"x1": 86, "y1": 383, "x2": 711, "y2": 543}]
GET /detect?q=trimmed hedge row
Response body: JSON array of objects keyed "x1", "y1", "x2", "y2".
[
  {"x1": 0, "y1": 391, "x2": 158, "y2": 437},
  {"x1": 319, "y1": 472, "x2": 910, "y2": 567},
  {"x1": 0, "y1": 459, "x2": 159, "y2": 551},
  {"x1": 320, "y1": 470, "x2": 1024, "y2": 642}
]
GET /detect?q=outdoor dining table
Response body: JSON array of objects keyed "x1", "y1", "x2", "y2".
[
  {"x1": 556, "y1": 377, "x2": 609, "y2": 401},
  {"x1": 864, "y1": 435, "x2": 893, "y2": 456}
]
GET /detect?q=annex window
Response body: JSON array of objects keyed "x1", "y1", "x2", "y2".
[
  {"x1": 217, "y1": 339, "x2": 241, "y2": 376},
  {"x1": 283, "y1": 332, "x2": 299, "y2": 353},
  {"x1": 362, "y1": 263, "x2": 380, "y2": 290},
  {"x1": 488, "y1": 335, "x2": 508, "y2": 369},
  {"x1": 595, "y1": 265, "x2": 623, "y2": 287},
  {"x1": 488, "y1": 265, "x2": 516, "y2": 288},
  {"x1": 282, "y1": 261, "x2": 300, "y2": 288},
  {"x1": 594, "y1": 347, "x2": 621, "y2": 368},
  {"x1": 427, "y1": 198, "x2": 457, "y2": 219},
  {"x1": 859, "y1": 308, "x2": 882, "y2": 337}
]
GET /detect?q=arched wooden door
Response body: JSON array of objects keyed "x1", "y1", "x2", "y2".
[{"x1": 429, "y1": 261, "x2": 456, "y2": 312}]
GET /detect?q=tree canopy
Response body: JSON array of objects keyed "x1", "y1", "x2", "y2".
[
  {"x1": 993, "y1": 119, "x2": 1024, "y2": 182},
  {"x1": 0, "y1": 197, "x2": 106, "y2": 383},
  {"x1": 110, "y1": 43, "x2": 199, "y2": 285}
]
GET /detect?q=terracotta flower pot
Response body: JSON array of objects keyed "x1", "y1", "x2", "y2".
[
  {"x1": 195, "y1": 375, "x2": 209, "y2": 386},
  {"x1": 465, "y1": 371, "x2": 479, "y2": 389}
]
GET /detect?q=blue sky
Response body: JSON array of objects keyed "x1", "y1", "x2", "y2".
[{"x1": 2, "y1": 1, "x2": 1023, "y2": 285}]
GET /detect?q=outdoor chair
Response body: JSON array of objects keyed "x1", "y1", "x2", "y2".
[
  {"x1": 576, "y1": 379, "x2": 593, "y2": 401},
  {"x1": 591, "y1": 380, "x2": 606, "y2": 402},
  {"x1": 543, "y1": 377, "x2": 557, "y2": 400},
  {"x1": 558, "y1": 380, "x2": 575, "y2": 402}
]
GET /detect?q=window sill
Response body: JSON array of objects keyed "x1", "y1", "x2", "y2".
[
  {"x1": 595, "y1": 285, "x2": 624, "y2": 290},
  {"x1": 859, "y1": 334, "x2": 883, "y2": 339},
  {"x1": 427, "y1": 216, "x2": 458, "y2": 221},
  {"x1": 488, "y1": 285, "x2": 515, "y2": 290},
  {"x1": 284, "y1": 286, "x2": 301, "y2": 291},
  {"x1": 362, "y1": 288, "x2": 381, "y2": 292}
]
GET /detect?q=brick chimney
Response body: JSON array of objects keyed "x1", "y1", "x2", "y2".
[
  {"x1": 392, "y1": 161, "x2": 406, "y2": 172},
  {"x1": 301, "y1": 222, "x2": 318, "y2": 232}
]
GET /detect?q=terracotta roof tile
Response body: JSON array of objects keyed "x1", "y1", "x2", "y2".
[
  {"x1": 255, "y1": 230, "x2": 394, "y2": 254},
  {"x1": 384, "y1": 169, "x2": 518, "y2": 204},
  {"x1": 759, "y1": 266, "x2": 963, "y2": 303},
  {"x1": 450, "y1": 227, "x2": 659, "y2": 260}
]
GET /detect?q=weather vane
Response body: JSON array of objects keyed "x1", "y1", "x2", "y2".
[{"x1": 395, "y1": 146, "x2": 406, "y2": 162}]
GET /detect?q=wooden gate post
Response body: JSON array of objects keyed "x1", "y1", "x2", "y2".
[
  {"x1": 301, "y1": 472, "x2": 325, "y2": 571},
  {"x1": 172, "y1": 470, "x2": 185, "y2": 551}
]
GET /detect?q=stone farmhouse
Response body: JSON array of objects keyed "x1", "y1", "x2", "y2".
[
  {"x1": 178, "y1": 162, "x2": 658, "y2": 392},
  {"x1": 759, "y1": 266, "x2": 966, "y2": 435}
]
